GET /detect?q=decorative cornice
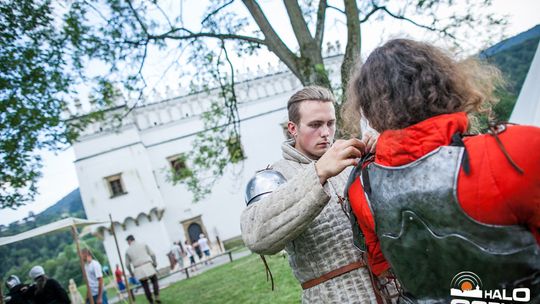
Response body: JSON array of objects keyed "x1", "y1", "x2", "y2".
[
  {"x1": 94, "y1": 207, "x2": 165, "y2": 237},
  {"x1": 73, "y1": 54, "x2": 344, "y2": 139}
]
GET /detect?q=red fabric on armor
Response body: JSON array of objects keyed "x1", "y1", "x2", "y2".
[{"x1": 349, "y1": 112, "x2": 540, "y2": 276}]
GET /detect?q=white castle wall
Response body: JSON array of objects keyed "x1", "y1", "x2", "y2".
[{"x1": 72, "y1": 54, "x2": 343, "y2": 270}]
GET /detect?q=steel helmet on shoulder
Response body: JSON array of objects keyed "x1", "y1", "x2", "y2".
[{"x1": 245, "y1": 169, "x2": 287, "y2": 206}]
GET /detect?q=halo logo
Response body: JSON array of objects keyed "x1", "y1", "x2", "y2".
[
  {"x1": 449, "y1": 271, "x2": 531, "y2": 304},
  {"x1": 450, "y1": 271, "x2": 483, "y2": 298}
]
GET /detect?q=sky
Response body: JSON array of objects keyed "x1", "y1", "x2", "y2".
[{"x1": 1, "y1": 0, "x2": 539, "y2": 226}]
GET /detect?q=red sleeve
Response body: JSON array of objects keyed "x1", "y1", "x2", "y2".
[
  {"x1": 349, "y1": 178, "x2": 390, "y2": 276},
  {"x1": 460, "y1": 125, "x2": 540, "y2": 243}
]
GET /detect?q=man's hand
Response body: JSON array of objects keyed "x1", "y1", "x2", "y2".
[
  {"x1": 315, "y1": 138, "x2": 366, "y2": 184},
  {"x1": 96, "y1": 297, "x2": 103, "y2": 304},
  {"x1": 363, "y1": 131, "x2": 379, "y2": 154}
]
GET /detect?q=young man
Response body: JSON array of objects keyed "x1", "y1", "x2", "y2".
[
  {"x1": 81, "y1": 249, "x2": 108, "y2": 304},
  {"x1": 198, "y1": 234, "x2": 213, "y2": 264},
  {"x1": 125, "y1": 235, "x2": 160, "y2": 304},
  {"x1": 241, "y1": 86, "x2": 376, "y2": 303}
]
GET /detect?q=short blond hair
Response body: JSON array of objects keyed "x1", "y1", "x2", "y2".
[{"x1": 288, "y1": 86, "x2": 335, "y2": 123}]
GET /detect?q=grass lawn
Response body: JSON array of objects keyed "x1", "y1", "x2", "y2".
[{"x1": 135, "y1": 253, "x2": 301, "y2": 304}]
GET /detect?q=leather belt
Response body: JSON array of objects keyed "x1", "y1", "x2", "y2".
[{"x1": 301, "y1": 260, "x2": 366, "y2": 290}]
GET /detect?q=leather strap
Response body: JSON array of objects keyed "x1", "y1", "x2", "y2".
[{"x1": 301, "y1": 260, "x2": 366, "y2": 290}]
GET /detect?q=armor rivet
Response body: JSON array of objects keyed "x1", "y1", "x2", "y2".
[{"x1": 409, "y1": 216, "x2": 413, "y2": 221}]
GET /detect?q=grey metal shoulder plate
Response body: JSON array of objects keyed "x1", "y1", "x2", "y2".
[{"x1": 245, "y1": 169, "x2": 287, "y2": 206}]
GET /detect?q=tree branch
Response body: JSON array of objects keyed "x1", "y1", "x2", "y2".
[
  {"x1": 126, "y1": 0, "x2": 148, "y2": 35},
  {"x1": 283, "y1": 0, "x2": 315, "y2": 50},
  {"x1": 359, "y1": 5, "x2": 384, "y2": 23},
  {"x1": 202, "y1": 0, "x2": 236, "y2": 25},
  {"x1": 241, "y1": 0, "x2": 301, "y2": 80},
  {"x1": 149, "y1": 31, "x2": 266, "y2": 45},
  {"x1": 121, "y1": 40, "x2": 149, "y2": 119},
  {"x1": 327, "y1": 4, "x2": 345, "y2": 15},
  {"x1": 153, "y1": 2, "x2": 175, "y2": 30},
  {"x1": 82, "y1": 0, "x2": 109, "y2": 23},
  {"x1": 360, "y1": 3, "x2": 457, "y2": 40},
  {"x1": 382, "y1": 6, "x2": 456, "y2": 39},
  {"x1": 314, "y1": 0, "x2": 327, "y2": 49}
]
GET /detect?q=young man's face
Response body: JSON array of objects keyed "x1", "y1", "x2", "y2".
[
  {"x1": 288, "y1": 100, "x2": 336, "y2": 159},
  {"x1": 82, "y1": 252, "x2": 91, "y2": 263}
]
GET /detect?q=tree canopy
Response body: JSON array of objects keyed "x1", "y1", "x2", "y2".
[{"x1": 1, "y1": 0, "x2": 506, "y2": 206}]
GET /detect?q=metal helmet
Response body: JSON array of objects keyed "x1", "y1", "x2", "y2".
[
  {"x1": 6, "y1": 275, "x2": 21, "y2": 290},
  {"x1": 245, "y1": 169, "x2": 287, "y2": 206}
]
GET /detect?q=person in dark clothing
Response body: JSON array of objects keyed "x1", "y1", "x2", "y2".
[
  {"x1": 28, "y1": 265, "x2": 70, "y2": 304},
  {"x1": 192, "y1": 241, "x2": 203, "y2": 260},
  {"x1": 4, "y1": 275, "x2": 33, "y2": 304}
]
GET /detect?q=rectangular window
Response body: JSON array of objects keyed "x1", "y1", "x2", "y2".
[
  {"x1": 105, "y1": 174, "x2": 126, "y2": 198},
  {"x1": 167, "y1": 154, "x2": 191, "y2": 181},
  {"x1": 170, "y1": 157, "x2": 186, "y2": 174}
]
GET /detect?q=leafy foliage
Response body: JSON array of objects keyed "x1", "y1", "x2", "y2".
[
  {"x1": 2, "y1": 0, "x2": 507, "y2": 205},
  {"x1": 0, "y1": 0, "x2": 71, "y2": 208},
  {"x1": 0, "y1": 0, "x2": 116, "y2": 209}
]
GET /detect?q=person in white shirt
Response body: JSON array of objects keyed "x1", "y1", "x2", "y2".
[
  {"x1": 125, "y1": 235, "x2": 160, "y2": 304},
  {"x1": 184, "y1": 240, "x2": 197, "y2": 271},
  {"x1": 81, "y1": 248, "x2": 108, "y2": 304},
  {"x1": 198, "y1": 234, "x2": 213, "y2": 264}
]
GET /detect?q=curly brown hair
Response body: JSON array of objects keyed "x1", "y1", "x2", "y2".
[{"x1": 343, "y1": 39, "x2": 503, "y2": 133}]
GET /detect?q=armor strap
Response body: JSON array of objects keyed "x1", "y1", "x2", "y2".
[
  {"x1": 301, "y1": 260, "x2": 366, "y2": 290},
  {"x1": 449, "y1": 132, "x2": 471, "y2": 175},
  {"x1": 259, "y1": 255, "x2": 275, "y2": 291}
]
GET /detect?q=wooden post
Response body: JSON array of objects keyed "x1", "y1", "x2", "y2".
[
  {"x1": 109, "y1": 214, "x2": 134, "y2": 304},
  {"x1": 71, "y1": 224, "x2": 95, "y2": 304},
  {"x1": 216, "y1": 236, "x2": 224, "y2": 253},
  {"x1": 0, "y1": 279, "x2": 4, "y2": 304}
]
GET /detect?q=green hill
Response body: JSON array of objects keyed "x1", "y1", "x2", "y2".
[
  {"x1": 0, "y1": 189, "x2": 108, "y2": 290},
  {"x1": 483, "y1": 25, "x2": 540, "y2": 121}
]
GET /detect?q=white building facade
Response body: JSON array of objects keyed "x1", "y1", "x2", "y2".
[{"x1": 72, "y1": 55, "x2": 343, "y2": 270}]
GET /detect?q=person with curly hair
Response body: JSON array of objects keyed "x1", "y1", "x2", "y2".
[{"x1": 344, "y1": 38, "x2": 540, "y2": 303}]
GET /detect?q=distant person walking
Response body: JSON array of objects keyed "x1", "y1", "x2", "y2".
[
  {"x1": 114, "y1": 264, "x2": 126, "y2": 298},
  {"x1": 125, "y1": 235, "x2": 161, "y2": 303},
  {"x1": 184, "y1": 240, "x2": 197, "y2": 271},
  {"x1": 81, "y1": 248, "x2": 108, "y2": 304},
  {"x1": 28, "y1": 265, "x2": 70, "y2": 304},
  {"x1": 170, "y1": 242, "x2": 184, "y2": 270},
  {"x1": 192, "y1": 240, "x2": 203, "y2": 260},
  {"x1": 198, "y1": 234, "x2": 212, "y2": 264}
]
